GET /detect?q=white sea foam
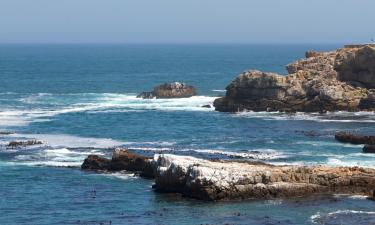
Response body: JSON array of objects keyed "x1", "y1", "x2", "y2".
[
  {"x1": 294, "y1": 140, "x2": 362, "y2": 148},
  {"x1": 0, "y1": 93, "x2": 217, "y2": 127},
  {"x1": 192, "y1": 148, "x2": 285, "y2": 160},
  {"x1": 15, "y1": 147, "x2": 106, "y2": 167},
  {"x1": 311, "y1": 210, "x2": 375, "y2": 223},
  {"x1": 96, "y1": 172, "x2": 137, "y2": 180},
  {"x1": 333, "y1": 194, "x2": 368, "y2": 199},
  {"x1": 326, "y1": 158, "x2": 375, "y2": 168},
  {"x1": 233, "y1": 111, "x2": 375, "y2": 123}
]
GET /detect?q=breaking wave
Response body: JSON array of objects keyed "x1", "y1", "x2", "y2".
[
  {"x1": 311, "y1": 210, "x2": 375, "y2": 224},
  {"x1": 0, "y1": 93, "x2": 218, "y2": 127}
]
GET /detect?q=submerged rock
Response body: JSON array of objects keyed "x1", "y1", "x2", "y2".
[
  {"x1": 81, "y1": 148, "x2": 154, "y2": 178},
  {"x1": 152, "y1": 154, "x2": 375, "y2": 201},
  {"x1": 6, "y1": 139, "x2": 43, "y2": 148},
  {"x1": 214, "y1": 45, "x2": 375, "y2": 112},
  {"x1": 137, "y1": 82, "x2": 197, "y2": 99},
  {"x1": 335, "y1": 132, "x2": 375, "y2": 145}
]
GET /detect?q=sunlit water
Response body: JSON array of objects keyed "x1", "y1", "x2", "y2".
[{"x1": 1, "y1": 44, "x2": 375, "y2": 225}]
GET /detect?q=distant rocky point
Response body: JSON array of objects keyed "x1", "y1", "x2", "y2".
[
  {"x1": 214, "y1": 44, "x2": 375, "y2": 112},
  {"x1": 137, "y1": 82, "x2": 196, "y2": 99}
]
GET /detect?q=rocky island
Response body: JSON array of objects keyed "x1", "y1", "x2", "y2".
[
  {"x1": 214, "y1": 44, "x2": 375, "y2": 112},
  {"x1": 137, "y1": 82, "x2": 197, "y2": 99},
  {"x1": 82, "y1": 150, "x2": 375, "y2": 201}
]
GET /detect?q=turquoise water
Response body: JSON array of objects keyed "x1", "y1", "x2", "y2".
[{"x1": 1, "y1": 44, "x2": 375, "y2": 225}]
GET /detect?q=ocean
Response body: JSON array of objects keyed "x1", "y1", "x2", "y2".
[{"x1": 1, "y1": 44, "x2": 375, "y2": 225}]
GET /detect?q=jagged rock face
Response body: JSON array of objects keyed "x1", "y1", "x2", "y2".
[
  {"x1": 214, "y1": 45, "x2": 375, "y2": 112},
  {"x1": 137, "y1": 82, "x2": 197, "y2": 99},
  {"x1": 335, "y1": 46, "x2": 375, "y2": 89},
  {"x1": 153, "y1": 154, "x2": 375, "y2": 201}
]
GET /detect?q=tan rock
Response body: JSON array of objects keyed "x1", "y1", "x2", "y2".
[{"x1": 214, "y1": 45, "x2": 375, "y2": 112}]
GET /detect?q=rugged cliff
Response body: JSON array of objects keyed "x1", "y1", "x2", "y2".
[{"x1": 214, "y1": 45, "x2": 375, "y2": 112}]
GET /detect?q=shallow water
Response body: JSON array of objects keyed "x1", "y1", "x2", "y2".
[{"x1": 1, "y1": 44, "x2": 375, "y2": 225}]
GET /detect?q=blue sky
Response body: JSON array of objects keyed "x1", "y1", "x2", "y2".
[{"x1": 0, "y1": 0, "x2": 374, "y2": 44}]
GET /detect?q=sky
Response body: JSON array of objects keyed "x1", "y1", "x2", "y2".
[{"x1": 0, "y1": 0, "x2": 374, "y2": 44}]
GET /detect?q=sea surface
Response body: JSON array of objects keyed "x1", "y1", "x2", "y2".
[{"x1": 1, "y1": 44, "x2": 375, "y2": 225}]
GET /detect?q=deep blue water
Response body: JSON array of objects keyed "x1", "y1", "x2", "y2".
[{"x1": 1, "y1": 44, "x2": 375, "y2": 225}]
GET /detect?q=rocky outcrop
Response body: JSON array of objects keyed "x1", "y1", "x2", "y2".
[
  {"x1": 153, "y1": 154, "x2": 375, "y2": 200},
  {"x1": 6, "y1": 139, "x2": 43, "y2": 148},
  {"x1": 335, "y1": 132, "x2": 375, "y2": 145},
  {"x1": 214, "y1": 45, "x2": 375, "y2": 112},
  {"x1": 137, "y1": 82, "x2": 197, "y2": 99},
  {"x1": 81, "y1": 148, "x2": 154, "y2": 178}
]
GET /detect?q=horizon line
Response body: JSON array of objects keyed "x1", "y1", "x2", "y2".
[{"x1": 0, "y1": 42, "x2": 353, "y2": 45}]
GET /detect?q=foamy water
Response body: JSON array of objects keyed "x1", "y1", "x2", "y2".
[
  {"x1": 233, "y1": 111, "x2": 375, "y2": 123},
  {"x1": 0, "y1": 93, "x2": 217, "y2": 127}
]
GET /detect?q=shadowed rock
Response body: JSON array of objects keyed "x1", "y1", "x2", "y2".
[
  {"x1": 335, "y1": 132, "x2": 375, "y2": 145},
  {"x1": 81, "y1": 148, "x2": 154, "y2": 178},
  {"x1": 363, "y1": 145, "x2": 375, "y2": 154},
  {"x1": 137, "y1": 82, "x2": 196, "y2": 99},
  {"x1": 214, "y1": 45, "x2": 375, "y2": 112},
  {"x1": 81, "y1": 155, "x2": 111, "y2": 170}
]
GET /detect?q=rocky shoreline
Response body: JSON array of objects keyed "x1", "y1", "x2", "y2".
[
  {"x1": 214, "y1": 44, "x2": 375, "y2": 112},
  {"x1": 81, "y1": 149, "x2": 375, "y2": 201}
]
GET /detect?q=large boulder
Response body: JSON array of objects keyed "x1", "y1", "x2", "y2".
[
  {"x1": 153, "y1": 154, "x2": 375, "y2": 200},
  {"x1": 214, "y1": 45, "x2": 375, "y2": 112},
  {"x1": 137, "y1": 82, "x2": 197, "y2": 99}
]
